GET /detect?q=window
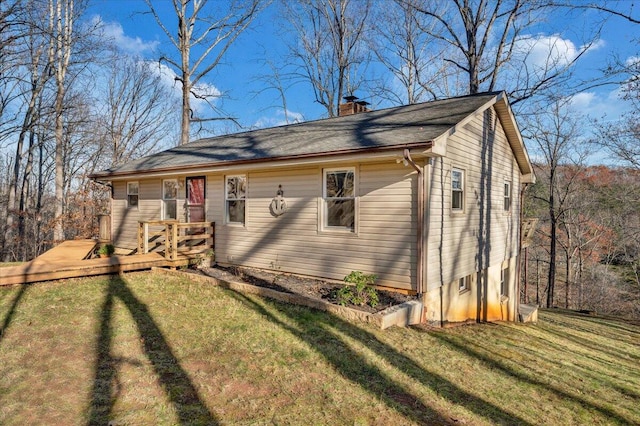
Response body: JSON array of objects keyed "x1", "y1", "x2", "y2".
[
  {"x1": 459, "y1": 275, "x2": 471, "y2": 293},
  {"x1": 504, "y1": 181, "x2": 511, "y2": 212},
  {"x1": 323, "y1": 168, "x2": 355, "y2": 231},
  {"x1": 451, "y1": 168, "x2": 464, "y2": 211},
  {"x1": 226, "y1": 175, "x2": 246, "y2": 224},
  {"x1": 127, "y1": 182, "x2": 139, "y2": 208},
  {"x1": 163, "y1": 179, "x2": 178, "y2": 220},
  {"x1": 501, "y1": 265, "x2": 509, "y2": 296}
]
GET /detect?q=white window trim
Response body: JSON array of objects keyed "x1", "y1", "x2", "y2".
[
  {"x1": 451, "y1": 167, "x2": 465, "y2": 213},
  {"x1": 225, "y1": 174, "x2": 247, "y2": 226},
  {"x1": 504, "y1": 180, "x2": 512, "y2": 213},
  {"x1": 458, "y1": 275, "x2": 471, "y2": 293},
  {"x1": 321, "y1": 167, "x2": 357, "y2": 233},
  {"x1": 501, "y1": 261, "x2": 510, "y2": 296},
  {"x1": 127, "y1": 181, "x2": 139, "y2": 209},
  {"x1": 162, "y1": 179, "x2": 178, "y2": 220}
]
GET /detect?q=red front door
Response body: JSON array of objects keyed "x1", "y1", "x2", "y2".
[{"x1": 186, "y1": 177, "x2": 206, "y2": 223}]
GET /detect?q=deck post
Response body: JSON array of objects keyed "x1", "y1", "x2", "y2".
[
  {"x1": 137, "y1": 222, "x2": 149, "y2": 254},
  {"x1": 165, "y1": 222, "x2": 178, "y2": 261},
  {"x1": 144, "y1": 223, "x2": 149, "y2": 254},
  {"x1": 172, "y1": 223, "x2": 178, "y2": 260}
]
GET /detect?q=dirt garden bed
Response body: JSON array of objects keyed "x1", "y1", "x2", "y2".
[{"x1": 197, "y1": 265, "x2": 416, "y2": 314}]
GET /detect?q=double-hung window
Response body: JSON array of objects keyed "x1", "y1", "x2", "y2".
[
  {"x1": 127, "y1": 182, "x2": 139, "y2": 208},
  {"x1": 323, "y1": 168, "x2": 355, "y2": 231},
  {"x1": 451, "y1": 168, "x2": 464, "y2": 212},
  {"x1": 163, "y1": 179, "x2": 178, "y2": 220},
  {"x1": 504, "y1": 181, "x2": 511, "y2": 212},
  {"x1": 226, "y1": 175, "x2": 246, "y2": 224}
]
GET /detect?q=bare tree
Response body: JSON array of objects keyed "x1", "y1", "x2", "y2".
[
  {"x1": 0, "y1": 0, "x2": 24, "y2": 142},
  {"x1": 525, "y1": 99, "x2": 588, "y2": 308},
  {"x1": 250, "y1": 54, "x2": 303, "y2": 127},
  {"x1": 48, "y1": 0, "x2": 82, "y2": 243},
  {"x1": 145, "y1": 0, "x2": 264, "y2": 145},
  {"x1": 368, "y1": 0, "x2": 448, "y2": 105},
  {"x1": 598, "y1": 74, "x2": 640, "y2": 169},
  {"x1": 281, "y1": 0, "x2": 372, "y2": 117},
  {"x1": 406, "y1": 0, "x2": 599, "y2": 104},
  {"x1": 2, "y1": 1, "x2": 56, "y2": 260},
  {"x1": 91, "y1": 52, "x2": 178, "y2": 170}
]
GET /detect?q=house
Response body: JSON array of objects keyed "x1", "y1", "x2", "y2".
[{"x1": 90, "y1": 91, "x2": 535, "y2": 326}]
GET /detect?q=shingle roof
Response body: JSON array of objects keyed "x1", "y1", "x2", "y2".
[{"x1": 91, "y1": 91, "x2": 501, "y2": 179}]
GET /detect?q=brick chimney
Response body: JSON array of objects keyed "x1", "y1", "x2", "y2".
[{"x1": 339, "y1": 95, "x2": 370, "y2": 116}]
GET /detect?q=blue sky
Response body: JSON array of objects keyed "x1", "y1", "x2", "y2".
[{"x1": 86, "y1": 0, "x2": 639, "y2": 140}]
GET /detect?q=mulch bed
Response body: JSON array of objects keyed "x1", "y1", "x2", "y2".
[{"x1": 198, "y1": 265, "x2": 415, "y2": 314}]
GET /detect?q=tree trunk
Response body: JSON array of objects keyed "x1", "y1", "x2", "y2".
[
  {"x1": 179, "y1": 0, "x2": 191, "y2": 146},
  {"x1": 18, "y1": 129, "x2": 36, "y2": 259},
  {"x1": 53, "y1": 89, "x2": 65, "y2": 243},
  {"x1": 180, "y1": 74, "x2": 190, "y2": 145},
  {"x1": 565, "y1": 249, "x2": 571, "y2": 309},
  {"x1": 547, "y1": 212, "x2": 557, "y2": 308},
  {"x1": 52, "y1": 0, "x2": 74, "y2": 244}
]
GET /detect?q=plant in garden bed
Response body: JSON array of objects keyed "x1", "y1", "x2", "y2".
[
  {"x1": 335, "y1": 271, "x2": 379, "y2": 308},
  {"x1": 97, "y1": 243, "x2": 115, "y2": 257}
]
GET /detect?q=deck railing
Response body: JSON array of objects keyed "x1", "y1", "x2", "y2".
[{"x1": 137, "y1": 220, "x2": 215, "y2": 261}]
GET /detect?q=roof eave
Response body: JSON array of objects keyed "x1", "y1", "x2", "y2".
[
  {"x1": 493, "y1": 92, "x2": 535, "y2": 181},
  {"x1": 89, "y1": 141, "x2": 434, "y2": 181}
]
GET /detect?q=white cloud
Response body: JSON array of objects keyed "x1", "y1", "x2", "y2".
[
  {"x1": 92, "y1": 15, "x2": 159, "y2": 56},
  {"x1": 253, "y1": 109, "x2": 304, "y2": 129},
  {"x1": 583, "y1": 38, "x2": 606, "y2": 53},
  {"x1": 191, "y1": 82, "x2": 222, "y2": 113},
  {"x1": 625, "y1": 55, "x2": 640, "y2": 68},
  {"x1": 568, "y1": 89, "x2": 632, "y2": 120},
  {"x1": 568, "y1": 92, "x2": 596, "y2": 110},
  {"x1": 516, "y1": 34, "x2": 579, "y2": 72},
  {"x1": 144, "y1": 62, "x2": 221, "y2": 113}
]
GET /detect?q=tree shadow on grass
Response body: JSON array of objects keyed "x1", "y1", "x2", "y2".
[
  {"x1": 227, "y1": 290, "x2": 533, "y2": 425},
  {"x1": 87, "y1": 275, "x2": 218, "y2": 425},
  {"x1": 429, "y1": 331, "x2": 638, "y2": 425},
  {"x1": 0, "y1": 284, "x2": 29, "y2": 346}
]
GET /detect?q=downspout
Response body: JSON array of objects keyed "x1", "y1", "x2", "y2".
[
  {"x1": 516, "y1": 182, "x2": 531, "y2": 321},
  {"x1": 403, "y1": 149, "x2": 425, "y2": 298}
]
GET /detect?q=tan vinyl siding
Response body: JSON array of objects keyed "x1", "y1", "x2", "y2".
[
  {"x1": 213, "y1": 162, "x2": 417, "y2": 290},
  {"x1": 112, "y1": 179, "x2": 163, "y2": 250},
  {"x1": 426, "y1": 107, "x2": 520, "y2": 290}
]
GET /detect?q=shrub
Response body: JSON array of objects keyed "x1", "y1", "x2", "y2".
[
  {"x1": 97, "y1": 243, "x2": 115, "y2": 256},
  {"x1": 336, "y1": 271, "x2": 379, "y2": 308}
]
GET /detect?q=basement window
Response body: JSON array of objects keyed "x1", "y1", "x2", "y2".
[
  {"x1": 459, "y1": 275, "x2": 471, "y2": 293},
  {"x1": 127, "y1": 182, "x2": 139, "y2": 208},
  {"x1": 163, "y1": 179, "x2": 178, "y2": 220},
  {"x1": 501, "y1": 264, "x2": 509, "y2": 296},
  {"x1": 226, "y1": 175, "x2": 246, "y2": 224},
  {"x1": 323, "y1": 168, "x2": 355, "y2": 231}
]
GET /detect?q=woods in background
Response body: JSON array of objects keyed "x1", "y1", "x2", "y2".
[{"x1": 0, "y1": 0, "x2": 638, "y2": 318}]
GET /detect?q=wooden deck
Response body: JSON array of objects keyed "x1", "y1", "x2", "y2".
[{"x1": 0, "y1": 240, "x2": 189, "y2": 286}]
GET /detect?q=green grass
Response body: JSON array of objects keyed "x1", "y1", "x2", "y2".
[
  {"x1": 0, "y1": 262, "x2": 24, "y2": 268},
  {"x1": 1, "y1": 271, "x2": 639, "y2": 425}
]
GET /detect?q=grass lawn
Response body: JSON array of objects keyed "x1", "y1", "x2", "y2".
[
  {"x1": 0, "y1": 271, "x2": 638, "y2": 425},
  {"x1": 0, "y1": 262, "x2": 24, "y2": 268}
]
